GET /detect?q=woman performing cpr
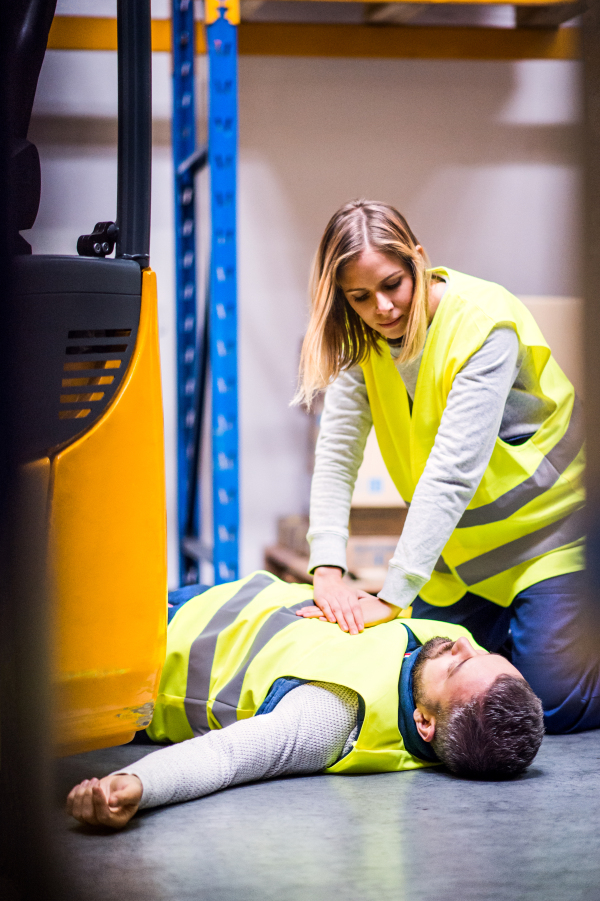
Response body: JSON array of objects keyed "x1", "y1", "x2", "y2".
[{"x1": 295, "y1": 200, "x2": 596, "y2": 734}]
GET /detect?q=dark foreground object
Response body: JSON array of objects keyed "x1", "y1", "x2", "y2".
[{"x1": 55, "y1": 733, "x2": 600, "y2": 901}]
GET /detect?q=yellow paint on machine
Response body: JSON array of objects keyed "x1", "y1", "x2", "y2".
[{"x1": 49, "y1": 270, "x2": 167, "y2": 757}]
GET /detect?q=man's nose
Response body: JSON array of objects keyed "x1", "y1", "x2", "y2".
[{"x1": 451, "y1": 636, "x2": 478, "y2": 660}]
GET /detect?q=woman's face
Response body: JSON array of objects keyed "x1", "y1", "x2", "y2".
[{"x1": 338, "y1": 248, "x2": 417, "y2": 341}]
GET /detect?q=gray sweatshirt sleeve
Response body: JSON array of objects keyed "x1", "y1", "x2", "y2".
[
  {"x1": 307, "y1": 367, "x2": 373, "y2": 574},
  {"x1": 114, "y1": 682, "x2": 358, "y2": 809},
  {"x1": 378, "y1": 327, "x2": 520, "y2": 606}
]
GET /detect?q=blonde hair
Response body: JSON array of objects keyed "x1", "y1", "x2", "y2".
[{"x1": 295, "y1": 200, "x2": 431, "y2": 408}]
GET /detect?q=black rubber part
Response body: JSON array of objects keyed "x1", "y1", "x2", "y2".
[
  {"x1": 13, "y1": 255, "x2": 141, "y2": 295},
  {"x1": 12, "y1": 255, "x2": 142, "y2": 461}
]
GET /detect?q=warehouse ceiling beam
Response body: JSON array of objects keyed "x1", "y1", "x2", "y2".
[
  {"x1": 237, "y1": 22, "x2": 578, "y2": 56},
  {"x1": 47, "y1": 17, "x2": 579, "y2": 59}
]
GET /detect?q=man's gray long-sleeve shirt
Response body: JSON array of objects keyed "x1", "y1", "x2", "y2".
[
  {"x1": 308, "y1": 326, "x2": 554, "y2": 608},
  {"x1": 117, "y1": 682, "x2": 359, "y2": 809}
]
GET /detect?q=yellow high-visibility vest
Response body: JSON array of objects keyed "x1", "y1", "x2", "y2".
[
  {"x1": 148, "y1": 571, "x2": 480, "y2": 774},
  {"x1": 361, "y1": 267, "x2": 585, "y2": 608}
]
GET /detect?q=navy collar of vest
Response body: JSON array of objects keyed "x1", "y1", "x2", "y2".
[{"x1": 398, "y1": 645, "x2": 440, "y2": 764}]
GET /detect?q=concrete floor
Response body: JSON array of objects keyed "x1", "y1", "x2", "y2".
[{"x1": 54, "y1": 732, "x2": 600, "y2": 901}]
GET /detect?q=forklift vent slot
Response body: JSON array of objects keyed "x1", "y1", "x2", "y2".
[
  {"x1": 63, "y1": 361, "x2": 122, "y2": 371},
  {"x1": 60, "y1": 393, "x2": 105, "y2": 403},
  {"x1": 67, "y1": 329, "x2": 132, "y2": 339},
  {"x1": 66, "y1": 344, "x2": 128, "y2": 355},
  {"x1": 58, "y1": 329, "x2": 131, "y2": 425},
  {"x1": 62, "y1": 376, "x2": 115, "y2": 387},
  {"x1": 59, "y1": 409, "x2": 92, "y2": 420}
]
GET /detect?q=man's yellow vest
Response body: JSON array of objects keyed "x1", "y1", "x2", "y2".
[
  {"x1": 148, "y1": 571, "x2": 480, "y2": 774},
  {"x1": 360, "y1": 267, "x2": 585, "y2": 608}
]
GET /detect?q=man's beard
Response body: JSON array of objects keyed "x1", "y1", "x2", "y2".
[{"x1": 411, "y1": 636, "x2": 454, "y2": 710}]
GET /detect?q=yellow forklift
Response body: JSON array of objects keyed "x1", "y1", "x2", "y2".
[{"x1": 10, "y1": 0, "x2": 167, "y2": 755}]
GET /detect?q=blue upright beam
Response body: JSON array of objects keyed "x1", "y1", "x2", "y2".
[
  {"x1": 172, "y1": 0, "x2": 201, "y2": 583},
  {"x1": 207, "y1": 6, "x2": 239, "y2": 584}
]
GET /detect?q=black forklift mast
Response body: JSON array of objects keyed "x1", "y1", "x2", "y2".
[
  {"x1": 116, "y1": 0, "x2": 152, "y2": 267},
  {"x1": 77, "y1": 0, "x2": 152, "y2": 266},
  {"x1": 8, "y1": 0, "x2": 152, "y2": 268},
  {"x1": 6, "y1": 0, "x2": 57, "y2": 255}
]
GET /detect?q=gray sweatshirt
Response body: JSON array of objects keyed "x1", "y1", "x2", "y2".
[{"x1": 308, "y1": 325, "x2": 554, "y2": 608}]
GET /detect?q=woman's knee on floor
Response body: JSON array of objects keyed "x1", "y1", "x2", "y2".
[{"x1": 514, "y1": 651, "x2": 600, "y2": 734}]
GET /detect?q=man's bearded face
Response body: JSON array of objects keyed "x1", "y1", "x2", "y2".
[{"x1": 411, "y1": 637, "x2": 454, "y2": 710}]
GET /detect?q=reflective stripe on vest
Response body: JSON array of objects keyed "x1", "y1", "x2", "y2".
[
  {"x1": 457, "y1": 399, "x2": 583, "y2": 529},
  {"x1": 185, "y1": 571, "x2": 277, "y2": 734},
  {"x1": 455, "y1": 507, "x2": 586, "y2": 586},
  {"x1": 360, "y1": 267, "x2": 585, "y2": 605},
  {"x1": 211, "y1": 599, "x2": 310, "y2": 728}
]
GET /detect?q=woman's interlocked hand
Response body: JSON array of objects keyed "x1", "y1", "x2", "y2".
[{"x1": 298, "y1": 566, "x2": 365, "y2": 634}]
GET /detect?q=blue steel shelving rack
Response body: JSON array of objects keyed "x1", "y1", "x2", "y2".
[
  {"x1": 172, "y1": 0, "x2": 202, "y2": 584},
  {"x1": 206, "y1": 1, "x2": 240, "y2": 584},
  {"x1": 172, "y1": 0, "x2": 239, "y2": 586}
]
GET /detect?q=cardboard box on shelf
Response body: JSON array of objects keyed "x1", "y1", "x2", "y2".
[
  {"x1": 352, "y1": 428, "x2": 406, "y2": 508},
  {"x1": 277, "y1": 506, "x2": 407, "y2": 559},
  {"x1": 264, "y1": 544, "x2": 312, "y2": 585},
  {"x1": 346, "y1": 532, "x2": 405, "y2": 595},
  {"x1": 277, "y1": 514, "x2": 310, "y2": 557},
  {"x1": 346, "y1": 535, "x2": 398, "y2": 573},
  {"x1": 350, "y1": 506, "x2": 407, "y2": 536}
]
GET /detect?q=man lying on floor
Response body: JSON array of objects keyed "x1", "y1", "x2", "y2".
[{"x1": 67, "y1": 571, "x2": 544, "y2": 829}]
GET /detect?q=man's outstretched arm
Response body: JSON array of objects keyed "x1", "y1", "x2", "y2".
[{"x1": 66, "y1": 682, "x2": 358, "y2": 830}]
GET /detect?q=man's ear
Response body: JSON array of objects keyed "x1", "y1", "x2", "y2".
[{"x1": 413, "y1": 706, "x2": 436, "y2": 744}]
